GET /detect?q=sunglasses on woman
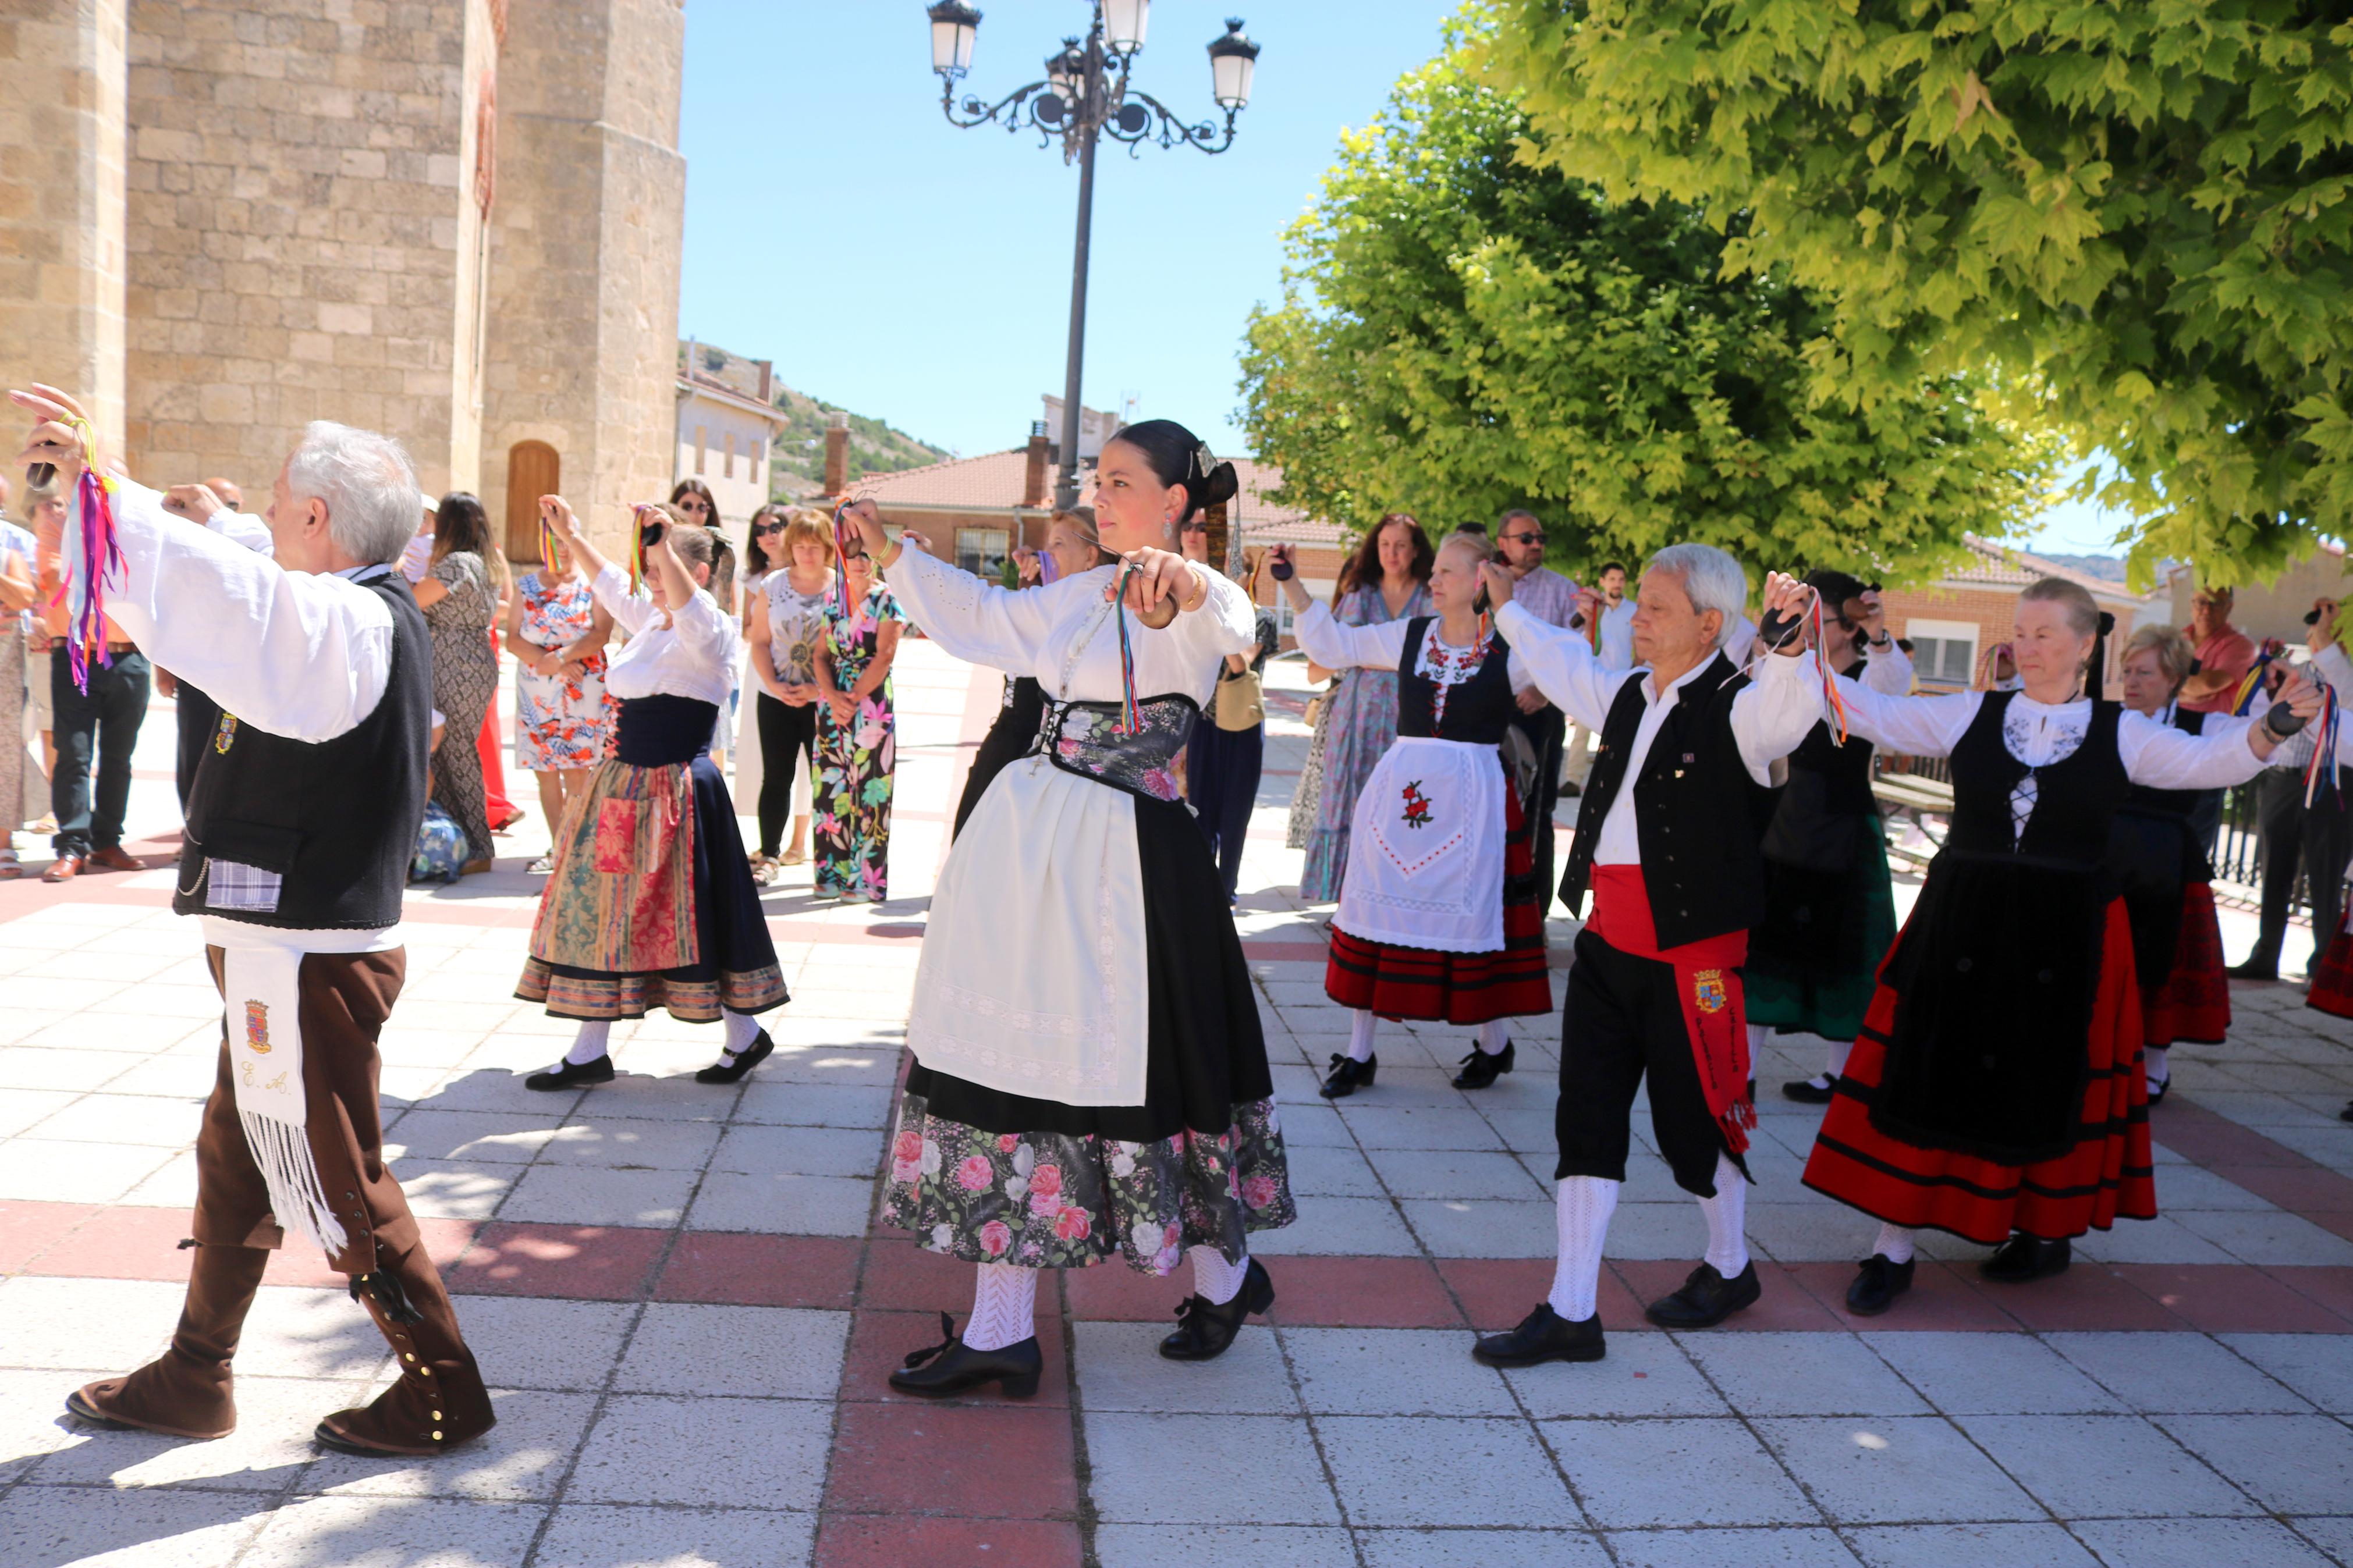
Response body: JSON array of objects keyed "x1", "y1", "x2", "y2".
[{"x1": 754, "y1": 522, "x2": 783, "y2": 536}]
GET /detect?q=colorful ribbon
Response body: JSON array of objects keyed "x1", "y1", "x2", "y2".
[
  {"x1": 2305, "y1": 685, "x2": 2341, "y2": 809},
  {"x1": 626, "y1": 504, "x2": 654, "y2": 597},
  {"x1": 831, "y1": 504, "x2": 860, "y2": 618},
  {"x1": 1112, "y1": 562, "x2": 1142, "y2": 734},
  {"x1": 57, "y1": 418, "x2": 125, "y2": 696},
  {"x1": 1972, "y1": 641, "x2": 2014, "y2": 692},
  {"x1": 2228, "y1": 649, "x2": 2277, "y2": 717},
  {"x1": 1807, "y1": 593, "x2": 1852, "y2": 746}
]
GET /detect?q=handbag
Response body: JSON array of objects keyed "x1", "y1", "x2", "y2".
[{"x1": 1214, "y1": 667, "x2": 1265, "y2": 731}]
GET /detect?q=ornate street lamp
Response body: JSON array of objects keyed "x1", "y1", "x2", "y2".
[{"x1": 925, "y1": 2, "x2": 1262, "y2": 509}]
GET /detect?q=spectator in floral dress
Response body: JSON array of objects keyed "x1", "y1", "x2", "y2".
[
  {"x1": 812, "y1": 541, "x2": 905, "y2": 902},
  {"x1": 505, "y1": 526, "x2": 616, "y2": 873}
]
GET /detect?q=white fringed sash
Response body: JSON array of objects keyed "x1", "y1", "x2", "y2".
[{"x1": 219, "y1": 943, "x2": 349, "y2": 1258}]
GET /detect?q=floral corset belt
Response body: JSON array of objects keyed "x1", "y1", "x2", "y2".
[{"x1": 1030, "y1": 695, "x2": 1199, "y2": 803}]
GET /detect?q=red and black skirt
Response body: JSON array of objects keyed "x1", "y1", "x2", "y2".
[
  {"x1": 1324, "y1": 775, "x2": 1553, "y2": 1025},
  {"x1": 2141, "y1": 881, "x2": 2230, "y2": 1046},
  {"x1": 2309, "y1": 910, "x2": 2353, "y2": 1019},
  {"x1": 1804, "y1": 897, "x2": 2156, "y2": 1245}
]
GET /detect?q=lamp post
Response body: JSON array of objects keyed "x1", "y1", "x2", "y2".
[{"x1": 926, "y1": 3, "x2": 1261, "y2": 510}]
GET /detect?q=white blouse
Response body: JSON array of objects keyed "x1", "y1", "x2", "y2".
[
  {"x1": 1291, "y1": 599, "x2": 1535, "y2": 701},
  {"x1": 594, "y1": 564, "x2": 740, "y2": 706},
  {"x1": 882, "y1": 542, "x2": 1255, "y2": 705}
]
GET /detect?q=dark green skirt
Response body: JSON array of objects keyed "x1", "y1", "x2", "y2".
[{"x1": 1745, "y1": 831, "x2": 1898, "y2": 1043}]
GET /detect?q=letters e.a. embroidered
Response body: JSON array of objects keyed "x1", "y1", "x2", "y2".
[
  {"x1": 244, "y1": 1000, "x2": 271, "y2": 1054},
  {"x1": 1400, "y1": 779, "x2": 1434, "y2": 829},
  {"x1": 1693, "y1": 969, "x2": 1728, "y2": 1015}
]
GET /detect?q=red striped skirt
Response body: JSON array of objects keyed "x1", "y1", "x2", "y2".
[
  {"x1": 2309, "y1": 912, "x2": 2353, "y2": 1020},
  {"x1": 1324, "y1": 776, "x2": 1553, "y2": 1025},
  {"x1": 2141, "y1": 881, "x2": 2230, "y2": 1047},
  {"x1": 1802, "y1": 898, "x2": 2156, "y2": 1245}
]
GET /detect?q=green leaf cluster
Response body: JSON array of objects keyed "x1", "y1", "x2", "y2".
[
  {"x1": 1483, "y1": 0, "x2": 2353, "y2": 585},
  {"x1": 1238, "y1": 34, "x2": 2060, "y2": 586}
]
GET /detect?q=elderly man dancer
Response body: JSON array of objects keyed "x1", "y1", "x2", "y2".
[
  {"x1": 18, "y1": 386, "x2": 493, "y2": 1457},
  {"x1": 1471, "y1": 545, "x2": 1822, "y2": 1366}
]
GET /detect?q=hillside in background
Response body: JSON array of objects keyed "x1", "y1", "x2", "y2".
[
  {"x1": 680, "y1": 339, "x2": 951, "y2": 500},
  {"x1": 2032, "y1": 552, "x2": 2130, "y2": 584}
]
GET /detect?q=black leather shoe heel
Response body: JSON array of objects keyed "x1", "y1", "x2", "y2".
[
  {"x1": 1472, "y1": 1303, "x2": 1605, "y2": 1367},
  {"x1": 695, "y1": 1029, "x2": 773, "y2": 1085},
  {"x1": 1979, "y1": 1234, "x2": 2070, "y2": 1284},
  {"x1": 1452, "y1": 1039, "x2": 1514, "y2": 1090},
  {"x1": 888, "y1": 1313, "x2": 1043, "y2": 1398},
  {"x1": 1844, "y1": 1253, "x2": 1915, "y2": 1317},
  {"x1": 524, "y1": 1055, "x2": 615, "y2": 1091},
  {"x1": 1319, "y1": 1053, "x2": 1376, "y2": 1099},
  {"x1": 1160, "y1": 1258, "x2": 1275, "y2": 1361},
  {"x1": 1781, "y1": 1076, "x2": 1834, "y2": 1105},
  {"x1": 1645, "y1": 1261, "x2": 1762, "y2": 1329}
]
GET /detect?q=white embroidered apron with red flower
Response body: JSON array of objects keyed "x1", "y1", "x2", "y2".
[{"x1": 1335, "y1": 734, "x2": 1506, "y2": 954}]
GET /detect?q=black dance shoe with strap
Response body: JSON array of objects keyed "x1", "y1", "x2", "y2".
[
  {"x1": 1319, "y1": 1053, "x2": 1376, "y2": 1099},
  {"x1": 1781, "y1": 1076, "x2": 1834, "y2": 1105},
  {"x1": 1159, "y1": 1258, "x2": 1275, "y2": 1361},
  {"x1": 695, "y1": 1029, "x2": 774, "y2": 1085},
  {"x1": 524, "y1": 1055, "x2": 615, "y2": 1091},
  {"x1": 888, "y1": 1313, "x2": 1042, "y2": 1399},
  {"x1": 1471, "y1": 1303, "x2": 1605, "y2": 1367},
  {"x1": 1979, "y1": 1234, "x2": 2070, "y2": 1284},
  {"x1": 1451, "y1": 1039, "x2": 1514, "y2": 1090},
  {"x1": 1844, "y1": 1253, "x2": 1915, "y2": 1317},
  {"x1": 1644, "y1": 1261, "x2": 1762, "y2": 1328}
]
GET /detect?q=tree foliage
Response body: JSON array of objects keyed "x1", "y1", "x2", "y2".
[
  {"x1": 1238, "y1": 42, "x2": 2059, "y2": 585},
  {"x1": 1483, "y1": 0, "x2": 2353, "y2": 583}
]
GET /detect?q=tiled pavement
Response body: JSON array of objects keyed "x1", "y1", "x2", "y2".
[{"x1": 2, "y1": 642, "x2": 2352, "y2": 1567}]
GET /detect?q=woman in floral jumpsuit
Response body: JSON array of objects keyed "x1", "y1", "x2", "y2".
[{"x1": 812, "y1": 545, "x2": 905, "y2": 901}]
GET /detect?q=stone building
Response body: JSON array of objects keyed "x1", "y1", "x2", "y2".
[{"x1": 0, "y1": 0, "x2": 686, "y2": 565}]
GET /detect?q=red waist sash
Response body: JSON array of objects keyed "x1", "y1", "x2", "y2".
[{"x1": 1587, "y1": 865, "x2": 1756, "y2": 1154}]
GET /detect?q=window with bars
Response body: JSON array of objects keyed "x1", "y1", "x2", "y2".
[{"x1": 954, "y1": 527, "x2": 1011, "y2": 582}]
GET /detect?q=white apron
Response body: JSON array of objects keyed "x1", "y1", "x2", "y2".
[{"x1": 1334, "y1": 735, "x2": 1507, "y2": 954}]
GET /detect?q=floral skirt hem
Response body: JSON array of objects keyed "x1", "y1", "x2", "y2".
[
  {"x1": 515, "y1": 955, "x2": 789, "y2": 1023},
  {"x1": 882, "y1": 1090, "x2": 1296, "y2": 1274}
]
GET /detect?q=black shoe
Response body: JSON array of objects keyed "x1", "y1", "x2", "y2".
[
  {"x1": 887, "y1": 1313, "x2": 1042, "y2": 1399},
  {"x1": 1159, "y1": 1258, "x2": 1275, "y2": 1361},
  {"x1": 2145, "y1": 1075, "x2": 2170, "y2": 1107},
  {"x1": 1471, "y1": 1302, "x2": 1605, "y2": 1367},
  {"x1": 1844, "y1": 1253, "x2": 1915, "y2": 1317},
  {"x1": 1319, "y1": 1052, "x2": 1376, "y2": 1099},
  {"x1": 1979, "y1": 1234, "x2": 2071, "y2": 1283},
  {"x1": 2340, "y1": 1100, "x2": 2353, "y2": 1125},
  {"x1": 694, "y1": 1028, "x2": 774, "y2": 1085},
  {"x1": 2228, "y1": 955, "x2": 2281, "y2": 980},
  {"x1": 1781, "y1": 1076, "x2": 1834, "y2": 1105},
  {"x1": 1645, "y1": 1261, "x2": 1762, "y2": 1329},
  {"x1": 524, "y1": 1055, "x2": 615, "y2": 1091},
  {"x1": 1452, "y1": 1039, "x2": 1514, "y2": 1090}
]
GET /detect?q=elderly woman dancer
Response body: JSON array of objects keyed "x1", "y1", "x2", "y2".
[
  {"x1": 849, "y1": 418, "x2": 1296, "y2": 1398},
  {"x1": 1804, "y1": 579, "x2": 2320, "y2": 1316},
  {"x1": 1272, "y1": 531, "x2": 1553, "y2": 1097},
  {"x1": 517, "y1": 499, "x2": 788, "y2": 1090}
]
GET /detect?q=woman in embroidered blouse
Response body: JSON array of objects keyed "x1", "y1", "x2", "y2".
[
  {"x1": 1297, "y1": 514, "x2": 1435, "y2": 901},
  {"x1": 514, "y1": 499, "x2": 789, "y2": 1093},
  {"x1": 1801, "y1": 577, "x2": 2322, "y2": 1318},
  {"x1": 1275, "y1": 531, "x2": 1554, "y2": 1100},
  {"x1": 741, "y1": 507, "x2": 834, "y2": 881},
  {"x1": 505, "y1": 524, "x2": 615, "y2": 874},
  {"x1": 410, "y1": 493, "x2": 501, "y2": 873},
  {"x1": 842, "y1": 418, "x2": 1297, "y2": 1399},
  {"x1": 811, "y1": 539, "x2": 905, "y2": 902}
]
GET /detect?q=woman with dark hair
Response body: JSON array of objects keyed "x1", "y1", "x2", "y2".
[
  {"x1": 411, "y1": 492, "x2": 500, "y2": 872},
  {"x1": 741, "y1": 507, "x2": 833, "y2": 879},
  {"x1": 1801, "y1": 578, "x2": 2317, "y2": 1316},
  {"x1": 669, "y1": 477, "x2": 721, "y2": 534},
  {"x1": 1299, "y1": 513, "x2": 1434, "y2": 901},
  {"x1": 811, "y1": 536, "x2": 906, "y2": 902},
  {"x1": 842, "y1": 417, "x2": 1295, "y2": 1398}
]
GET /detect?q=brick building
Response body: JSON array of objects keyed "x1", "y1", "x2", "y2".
[
  {"x1": 2163, "y1": 549, "x2": 2353, "y2": 648},
  {"x1": 1878, "y1": 536, "x2": 2159, "y2": 695},
  {"x1": 0, "y1": 0, "x2": 686, "y2": 566}
]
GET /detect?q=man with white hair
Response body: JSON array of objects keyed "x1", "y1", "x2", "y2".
[
  {"x1": 13, "y1": 386, "x2": 493, "y2": 1458},
  {"x1": 1470, "y1": 544, "x2": 1822, "y2": 1366}
]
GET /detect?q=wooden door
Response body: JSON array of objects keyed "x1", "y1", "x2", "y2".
[{"x1": 505, "y1": 440, "x2": 560, "y2": 564}]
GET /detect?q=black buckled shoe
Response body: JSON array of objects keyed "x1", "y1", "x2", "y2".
[
  {"x1": 1645, "y1": 1261, "x2": 1762, "y2": 1329},
  {"x1": 1844, "y1": 1253, "x2": 1915, "y2": 1317},
  {"x1": 694, "y1": 1029, "x2": 774, "y2": 1085},
  {"x1": 1471, "y1": 1303, "x2": 1605, "y2": 1367},
  {"x1": 1781, "y1": 1076, "x2": 1834, "y2": 1104},
  {"x1": 1979, "y1": 1234, "x2": 2071, "y2": 1284},
  {"x1": 887, "y1": 1313, "x2": 1042, "y2": 1399},
  {"x1": 1319, "y1": 1053, "x2": 1376, "y2": 1099},
  {"x1": 2145, "y1": 1075, "x2": 2170, "y2": 1107},
  {"x1": 523, "y1": 1055, "x2": 615, "y2": 1091},
  {"x1": 1451, "y1": 1039, "x2": 1514, "y2": 1090},
  {"x1": 1159, "y1": 1258, "x2": 1275, "y2": 1361}
]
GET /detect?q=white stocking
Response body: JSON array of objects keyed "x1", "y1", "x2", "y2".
[
  {"x1": 1346, "y1": 1009, "x2": 1378, "y2": 1063},
  {"x1": 720, "y1": 1008, "x2": 762, "y2": 1060},
  {"x1": 1476, "y1": 1019, "x2": 1509, "y2": 1055},
  {"x1": 1825, "y1": 1037, "x2": 1852, "y2": 1082},
  {"x1": 1547, "y1": 1176, "x2": 1619, "y2": 1322},
  {"x1": 1188, "y1": 1245, "x2": 1250, "y2": 1306},
  {"x1": 2143, "y1": 1045, "x2": 2170, "y2": 1089},
  {"x1": 564, "y1": 1019, "x2": 612, "y2": 1066},
  {"x1": 963, "y1": 1263, "x2": 1038, "y2": 1352},
  {"x1": 1697, "y1": 1152, "x2": 1750, "y2": 1279},
  {"x1": 1747, "y1": 1021, "x2": 1772, "y2": 1052},
  {"x1": 1873, "y1": 1223, "x2": 1917, "y2": 1265}
]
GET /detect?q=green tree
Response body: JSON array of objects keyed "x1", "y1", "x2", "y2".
[
  {"x1": 1238, "y1": 42, "x2": 2057, "y2": 585},
  {"x1": 1484, "y1": 0, "x2": 2353, "y2": 582}
]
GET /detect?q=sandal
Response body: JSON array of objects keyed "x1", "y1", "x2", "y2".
[
  {"x1": 527, "y1": 854, "x2": 556, "y2": 875},
  {"x1": 779, "y1": 845, "x2": 807, "y2": 867},
  {"x1": 749, "y1": 854, "x2": 777, "y2": 886}
]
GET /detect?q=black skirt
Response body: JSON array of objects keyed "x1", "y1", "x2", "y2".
[{"x1": 952, "y1": 675, "x2": 1046, "y2": 838}]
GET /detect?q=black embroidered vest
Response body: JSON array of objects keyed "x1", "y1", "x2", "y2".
[{"x1": 1393, "y1": 616, "x2": 1517, "y2": 746}]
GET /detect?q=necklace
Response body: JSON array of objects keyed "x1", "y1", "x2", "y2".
[{"x1": 1421, "y1": 620, "x2": 1491, "y2": 730}]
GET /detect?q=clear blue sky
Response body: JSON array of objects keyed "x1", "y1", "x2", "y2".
[
  {"x1": 677, "y1": 1, "x2": 1460, "y2": 462},
  {"x1": 677, "y1": 0, "x2": 2130, "y2": 554}
]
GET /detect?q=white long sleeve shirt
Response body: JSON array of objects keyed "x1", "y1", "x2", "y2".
[
  {"x1": 1497, "y1": 600, "x2": 1823, "y2": 866},
  {"x1": 1290, "y1": 599, "x2": 1534, "y2": 698},
  {"x1": 593, "y1": 564, "x2": 741, "y2": 706}
]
